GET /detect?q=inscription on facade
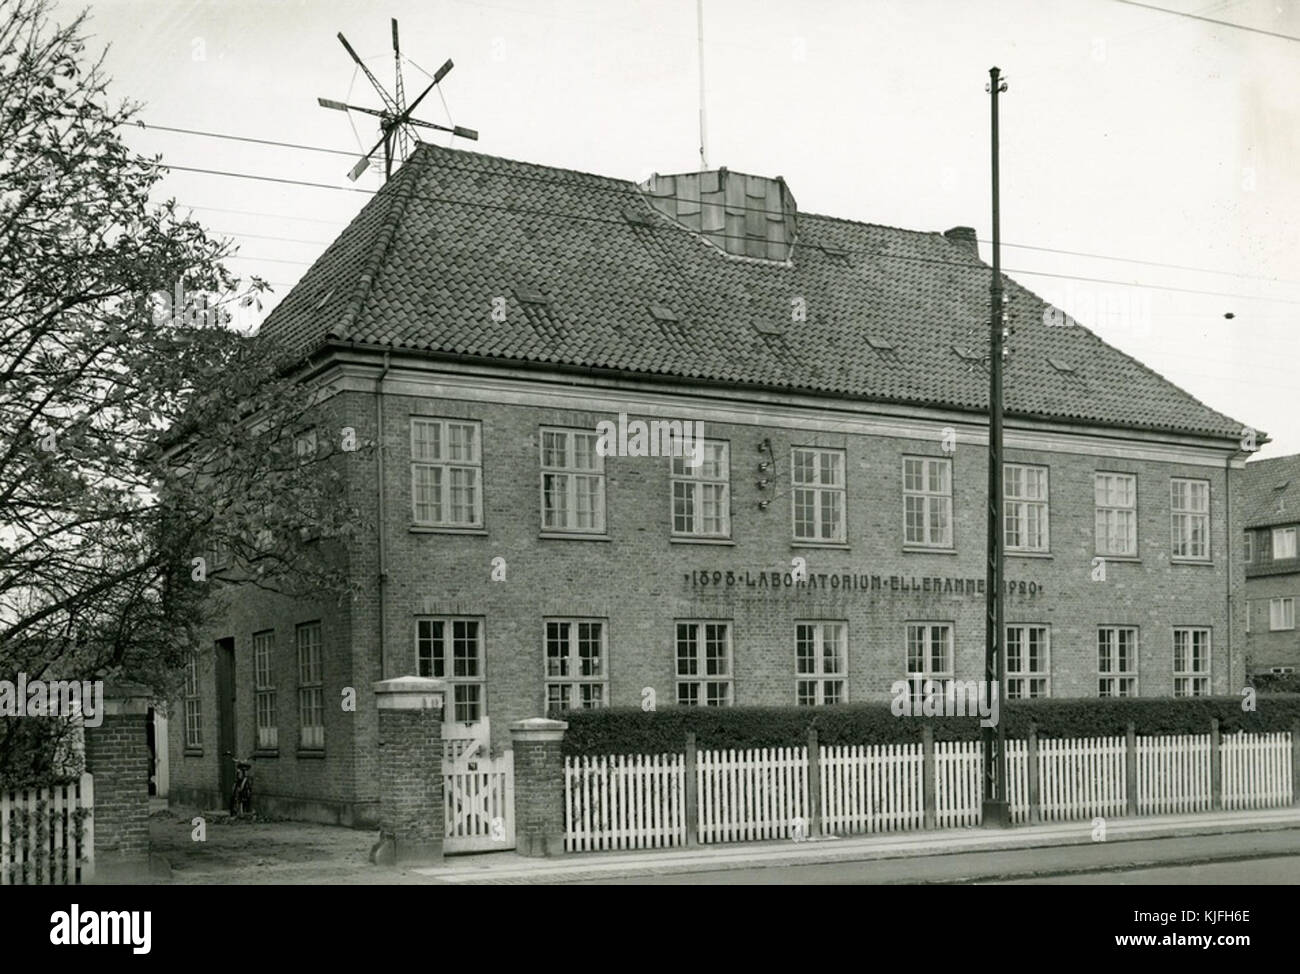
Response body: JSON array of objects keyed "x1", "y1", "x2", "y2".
[{"x1": 684, "y1": 570, "x2": 1042, "y2": 597}]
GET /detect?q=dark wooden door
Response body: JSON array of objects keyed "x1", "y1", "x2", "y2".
[{"x1": 215, "y1": 637, "x2": 236, "y2": 802}]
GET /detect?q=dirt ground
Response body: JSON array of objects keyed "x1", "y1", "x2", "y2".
[{"x1": 149, "y1": 805, "x2": 441, "y2": 884}]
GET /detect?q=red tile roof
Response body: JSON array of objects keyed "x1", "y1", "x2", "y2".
[{"x1": 260, "y1": 143, "x2": 1251, "y2": 441}]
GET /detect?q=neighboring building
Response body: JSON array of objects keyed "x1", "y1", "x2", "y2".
[
  {"x1": 1242, "y1": 454, "x2": 1300, "y2": 677},
  {"x1": 169, "y1": 145, "x2": 1256, "y2": 826}
]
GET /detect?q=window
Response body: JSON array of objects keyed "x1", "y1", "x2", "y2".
[
  {"x1": 1170, "y1": 479, "x2": 1210, "y2": 561},
  {"x1": 672, "y1": 440, "x2": 730, "y2": 538},
  {"x1": 545, "y1": 620, "x2": 607, "y2": 710},
  {"x1": 792, "y1": 448, "x2": 846, "y2": 543},
  {"x1": 905, "y1": 622, "x2": 953, "y2": 706},
  {"x1": 796, "y1": 622, "x2": 846, "y2": 705},
  {"x1": 183, "y1": 654, "x2": 202, "y2": 750},
  {"x1": 1244, "y1": 532, "x2": 1254, "y2": 563},
  {"x1": 411, "y1": 417, "x2": 482, "y2": 527},
  {"x1": 1273, "y1": 527, "x2": 1297, "y2": 561},
  {"x1": 1097, "y1": 627, "x2": 1138, "y2": 697},
  {"x1": 1006, "y1": 625, "x2": 1050, "y2": 698},
  {"x1": 540, "y1": 428, "x2": 606, "y2": 533},
  {"x1": 1094, "y1": 473, "x2": 1137, "y2": 557},
  {"x1": 1270, "y1": 597, "x2": 1295, "y2": 631},
  {"x1": 416, "y1": 618, "x2": 485, "y2": 722},
  {"x1": 1173, "y1": 628, "x2": 1210, "y2": 697},
  {"x1": 903, "y1": 457, "x2": 953, "y2": 548},
  {"x1": 676, "y1": 622, "x2": 733, "y2": 706},
  {"x1": 253, "y1": 630, "x2": 277, "y2": 750},
  {"x1": 296, "y1": 622, "x2": 324, "y2": 749},
  {"x1": 1004, "y1": 464, "x2": 1049, "y2": 552}
]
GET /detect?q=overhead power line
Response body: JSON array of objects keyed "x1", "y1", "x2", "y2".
[
  {"x1": 136, "y1": 119, "x2": 1300, "y2": 292},
  {"x1": 1111, "y1": 0, "x2": 1300, "y2": 42},
  {"x1": 156, "y1": 159, "x2": 1300, "y2": 306}
]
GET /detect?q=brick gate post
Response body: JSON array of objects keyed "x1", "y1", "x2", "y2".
[
  {"x1": 83, "y1": 681, "x2": 152, "y2": 881},
  {"x1": 372, "y1": 676, "x2": 446, "y2": 865},
  {"x1": 510, "y1": 717, "x2": 568, "y2": 857}
]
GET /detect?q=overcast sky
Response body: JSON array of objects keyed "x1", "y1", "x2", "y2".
[{"x1": 83, "y1": 0, "x2": 1300, "y2": 456}]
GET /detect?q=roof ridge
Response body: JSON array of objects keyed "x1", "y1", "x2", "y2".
[
  {"x1": 412, "y1": 141, "x2": 637, "y2": 190},
  {"x1": 334, "y1": 158, "x2": 424, "y2": 341}
]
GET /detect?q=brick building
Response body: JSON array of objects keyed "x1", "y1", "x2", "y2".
[
  {"x1": 1242, "y1": 454, "x2": 1300, "y2": 676},
  {"x1": 169, "y1": 145, "x2": 1256, "y2": 827}
]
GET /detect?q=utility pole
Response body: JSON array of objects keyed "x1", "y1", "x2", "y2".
[{"x1": 982, "y1": 64, "x2": 1010, "y2": 828}]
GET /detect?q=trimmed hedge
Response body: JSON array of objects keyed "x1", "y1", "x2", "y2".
[{"x1": 555, "y1": 695, "x2": 1300, "y2": 756}]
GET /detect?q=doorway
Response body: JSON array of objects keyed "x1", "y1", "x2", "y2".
[{"x1": 215, "y1": 637, "x2": 235, "y2": 803}]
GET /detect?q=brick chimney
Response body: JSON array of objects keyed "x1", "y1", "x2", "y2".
[
  {"x1": 943, "y1": 226, "x2": 979, "y2": 258},
  {"x1": 638, "y1": 168, "x2": 797, "y2": 262}
]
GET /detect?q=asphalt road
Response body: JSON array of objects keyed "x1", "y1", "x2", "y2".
[{"x1": 573, "y1": 827, "x2": 1300, "y2": 884}]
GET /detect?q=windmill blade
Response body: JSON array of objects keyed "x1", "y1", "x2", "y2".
[
  {"x1": 391, "y1": 19, "x2": 408, "y2": 162},
  {"x1": 318, "y1": 97, "x2": 390, "y2": 121},
  {"x1": 337, "y1": 31, "x2": 400, "y2": 114},
  {"x1": 391, "y1": 17, "x2": 400, "y2": 56},
  {"x1": 406, "y1": 118, "x2": 479, "y2": 141},
  {"x1": 348, "y1": 129, "x2": 390, "y2": 181},
  {"x1": 432, "y1": 58, "x2": 453, "y2": 84}
]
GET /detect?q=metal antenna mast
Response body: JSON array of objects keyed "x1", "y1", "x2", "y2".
[{"x1": 317, "y1": 18, "x2": 479, "y2": 182}]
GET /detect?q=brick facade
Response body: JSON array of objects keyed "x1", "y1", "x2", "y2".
[{"x1": 174, "y1": 359, "x2": 1248, "y2": 825}]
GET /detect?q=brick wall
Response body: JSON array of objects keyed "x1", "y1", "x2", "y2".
[
  {"x1": 1244, "y1": 571, "x2": 1300, "y2": 672},
  {"x1": 85, "y1": 712, "x2": 150, "y2": 861},
  {"x1": 189, "y1": 370, "x2": 1246, "y2": 817}
]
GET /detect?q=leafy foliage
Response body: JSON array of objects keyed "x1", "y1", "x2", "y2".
[
  {"x1": 0, "y1": 0, "x2": 370, "y2": 781},
  {"x1": 557, "y1": 696, "x2": 1300, "y2": 755}
]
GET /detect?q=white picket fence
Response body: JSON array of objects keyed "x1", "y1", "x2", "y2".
[
  {"x1": 697, "y1": 747, "x2": 807, "y2": 844},
  {"x1": 821, "y1": 743, "x2": 924, "y2": 834},
  {"x1": 0, "y1": 774, "x2": 94, "y2": 885},
  {"x1": 1137, "y1": 734, "x2": 1212, "y2": 815},
  {"x1": 1037, "y1": 736, "x2": 1128, "y2": 822},
  {"x1": 563, "y1": 731, "x2": 1297, "y2": 852},
  {"x1": 1222, "y1": 731, "x2": 1292, "y2": 810},
  {"x1": 565, "y1": 754, "x2": 685, "y2": 852}
]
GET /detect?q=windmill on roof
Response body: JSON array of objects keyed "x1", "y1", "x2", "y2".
[{"x1": 317, "y1": 18, "x2": 479, "y2": 182}]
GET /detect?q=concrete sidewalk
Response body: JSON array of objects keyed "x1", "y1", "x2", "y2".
[{"x1": 415, "y1": 806, "x2": 1300, "y2": 884}]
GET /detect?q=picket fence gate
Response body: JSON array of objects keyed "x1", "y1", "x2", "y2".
[
  {"x1": 564, "y1": 730, "x2": 1297, "y2": 853},
  {"x1": 0, "y1": 774, "x2": 94, "y2": 885}
]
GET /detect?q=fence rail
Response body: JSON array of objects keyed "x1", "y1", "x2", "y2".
[
  {"x1": 563, "y1": 728, "x2": 1298, "y2": 852},
  {"x1": 0, "y1": 773, "x2": 94, "y2": 885}
]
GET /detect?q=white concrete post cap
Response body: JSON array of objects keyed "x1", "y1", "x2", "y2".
[
  {"x1": 509, "y1": 717, "x2": 568, "y2": 742},
  {"x1": 373, "y1": 675, "x2": 447, "y2": 711}
]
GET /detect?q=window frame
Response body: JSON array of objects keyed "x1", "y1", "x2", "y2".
[
  {"x1": 410, "y1": 416, "x2": 484, "y2": 529},
  {"x1": 1005, "y1": 624, "x2": 1051, "y2": 699},
  {"x1": 253, "y1": 629, "x2": 277, "y2": 751},
  {"x1": 1244, "y1": 531, "x2": 1254, "y2": 564},
  {"x1": 539, "y1": 427, "x2": 607, "y2": 535},
  {"x1": 1097, "y1": 626, "x2": 1139, "y2": 697},
  {"x1": 905, "y1": 621, "x2": 954, "y2": 707},
  {"x1": 790, "y1": 446, "x2": 847, "y2": 545},
  {"x1": 1170, "y1": 478, "x2": 1211, "y2": 562},
  {"x1": 295, "y1": 621, "x2": 324, "y2": 751},
  {"x1": 795, "y1": 621, "x2": 847, "y2": 706},
  {"x1": 1173, "y1": 627, "x2": 1211, "y2": 697},
  {"x1": 1270, "y1": 597, "x2": 1295, "y2": 632},
  {"x1": 416, "y1": 616, "x2": 487, "y2": 723},
  {"x1": 671, "y1": 439, "x2": 731, "y2": 539},
  {"x1": 1094, "y1": 472, "x2": 1138, "y2": 557},
  {"x1": 1003, "y1": 463, "x2": 1050, "y2": 553},
  {"x1": 544, "y1": 618, "x2": 609, "y2": 711},
  {"x1": 1272, "y1": 526, "x2": 1297, "y2": 561},
  {"x1": 902, "y1": 456, "x2": 953, "y2": 549},
  {"x1": 183, "y1": 654, "x2": 202, "y2": 751},
  {"x1": 675, "y1": 620, "x2": 734, "y2": 707}
]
